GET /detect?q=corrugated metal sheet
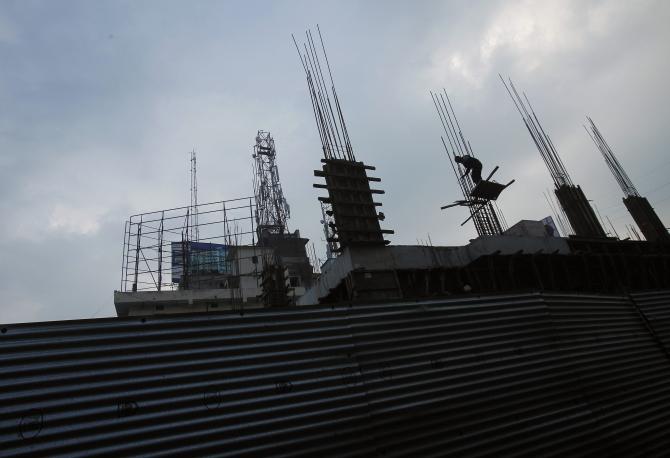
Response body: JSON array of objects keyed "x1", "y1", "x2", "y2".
[
  {"x1": 531, "y1": 293, "x2": 670, "y2": 457},
  {"x1": 631, "y1": 290, "x2": 670, "y2": 350},
  {"x1": 2, "y1": 291, "x2": 670, "y2": 457}
]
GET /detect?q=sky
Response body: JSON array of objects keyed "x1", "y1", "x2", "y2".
[{"x1": 1, "y1": 0, "x2": 669, "y2": 324}]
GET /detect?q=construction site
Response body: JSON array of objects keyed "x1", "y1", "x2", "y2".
[{"x1": 2, "y1": 26, "x2": 670, "y2": 458}]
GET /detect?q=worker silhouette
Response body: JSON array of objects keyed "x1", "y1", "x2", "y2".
[{"x1": 455, "y1": 155, "x2": 482, "y2": 184}]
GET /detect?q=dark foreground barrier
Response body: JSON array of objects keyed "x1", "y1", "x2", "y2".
[{"x1": 2, "y1": 290, "x2": 670, "y2": 457}]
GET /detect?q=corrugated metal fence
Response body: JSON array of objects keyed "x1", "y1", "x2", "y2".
[{"x1": 2, "y1": 291, "x2": 670, "y2": 457}]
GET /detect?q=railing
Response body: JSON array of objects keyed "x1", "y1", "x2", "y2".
[{"x1": 120, "y1": 197, "x2": 258, "y2": 292}]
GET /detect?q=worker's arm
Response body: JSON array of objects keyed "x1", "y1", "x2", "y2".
[{"x1": 460, "y1": 167, "x2": 470, "y2": 179}]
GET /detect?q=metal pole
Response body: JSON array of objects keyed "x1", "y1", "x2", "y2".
[
  {"x1": 157, "y1": 212, "x2": 164, "y2": 291},
  {"x1": 121, "y1": 220, "x2": 128, "y2": 292},
  {"x1": 133, "y1": 216, "x2": 142, "y2": 292}
]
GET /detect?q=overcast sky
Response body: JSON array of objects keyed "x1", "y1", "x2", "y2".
[{"x1": 1, "y1": 0, "x2": 669, "y2": 324}]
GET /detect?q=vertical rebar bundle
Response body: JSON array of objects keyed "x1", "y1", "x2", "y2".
[
  {"x1": 501, "y1": 76, "x2": 606, "y2": 238},
  {"x1": 585, "y1": 117, "x2": 639, "y2": 197},
  {"x1": 295, "y1": 25, "x2": 392, "y2": 251},
  {"x1": 431, "y1": 89, "x2": 505, "y2": 236},
  {"x1": 293, "y1": 26, "x2": 355, "y2": 161},
  {"x1": 585, "y1": 117, "x2": 669, "y2": 242},
  {"x1": 252, "y1": 131, "x2": 290, "y2": 238},
  {"x1": 499, "y1": 76, "x2": 573, "y2": 188}
]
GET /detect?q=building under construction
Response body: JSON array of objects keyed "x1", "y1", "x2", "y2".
[
  {"x1": 112, "y1": 130, "x2": 315, "y2": 316},
  {"x1": 2, "y1": 27, "x2": 670, "y2": 458}
]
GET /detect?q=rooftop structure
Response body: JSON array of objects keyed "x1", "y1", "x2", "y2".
[
  {"x1": 115, "y1": 197, "x2": 271, "y2": 316},
  {"x1": 300, "y1": 225, "x2": 670, "y2": 306},
  {"x1": 252, "y1": 130, "x2": 314, "y2": 306},
  {"x1": 116, "y1": 128, "x2": 317, "y2": 315}
]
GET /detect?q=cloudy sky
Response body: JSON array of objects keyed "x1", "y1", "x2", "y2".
[{"x1": 1, "y1": 0, "x2": 669, "y2": 324}]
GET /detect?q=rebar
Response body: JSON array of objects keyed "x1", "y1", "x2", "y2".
[
  {"x1": 499, "y1": 75, "x2": 573, "y2": 187},
  {"x1": 431, "y1": 89, "x2": 505, "y2": 236},
  {"x1": 293, "y1": 26, "x2": 355, "y2": 161},
  {"x1": 585, "y1": 117, "x2": 640, "y2": 197}
]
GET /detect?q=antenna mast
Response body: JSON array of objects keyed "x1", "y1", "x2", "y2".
[
  {"x1": 190, "y1": 149, "x2": 199, "y2": 242},
  {"x1": 253, "y1": 131, "x2": 290, "y2": 242}
]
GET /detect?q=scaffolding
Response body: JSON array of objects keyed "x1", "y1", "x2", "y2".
[
  {"x1": 120, "y1": 197, "x2": 258, "y2": 293},
  {"x1": 431, "y1": 89, "x2": 508, "y2": 236}
]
